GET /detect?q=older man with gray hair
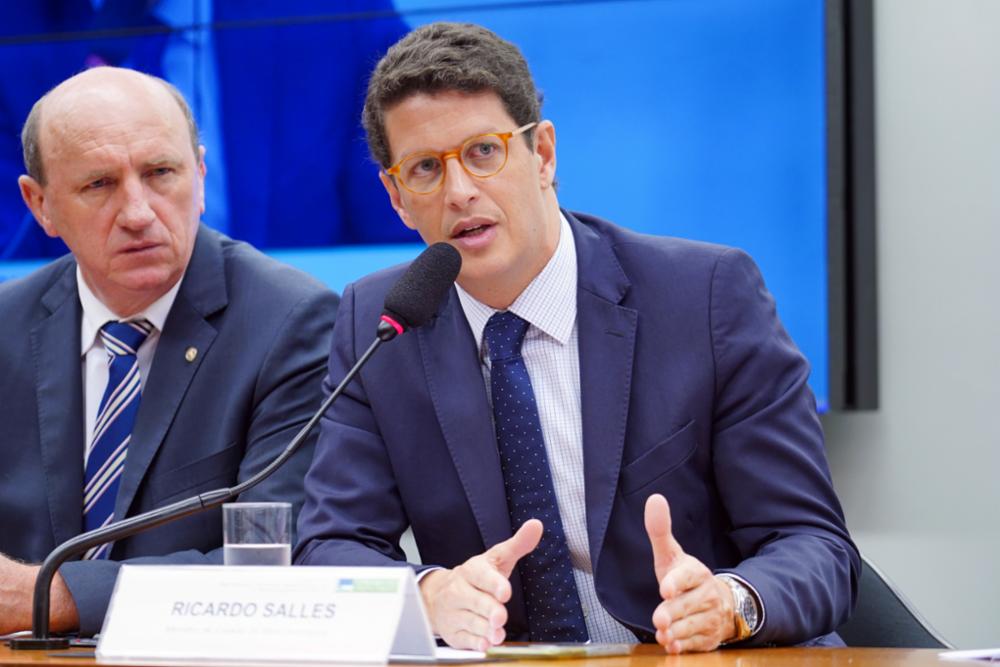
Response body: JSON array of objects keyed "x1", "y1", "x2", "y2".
[{"x1": 0, "y1": 67, "x2": 336, "y2": 635}]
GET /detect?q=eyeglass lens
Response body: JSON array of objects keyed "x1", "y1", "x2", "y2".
[{"x1": 399, "y1": 133, "x2": 508, "y2": 193}]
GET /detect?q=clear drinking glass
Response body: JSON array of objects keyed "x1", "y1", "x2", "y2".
[{"x1": 222, "y1": 502, "x2": 292, "y2": 566}]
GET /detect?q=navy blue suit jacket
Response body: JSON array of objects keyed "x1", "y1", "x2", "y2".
[
  {"x1": 296, "y1": 212, "x2": 858, "y2": 645},
  {"x1": 0, "y1": 225, "x2": 338, "y2": 634}
]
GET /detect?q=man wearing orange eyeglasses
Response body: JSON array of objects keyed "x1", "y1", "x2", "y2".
[{"x1": 296, "y1": 22, "x2": 858, "y2": 654}]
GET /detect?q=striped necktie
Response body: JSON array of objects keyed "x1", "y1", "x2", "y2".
[
  {"x1": 83, "y1": 319, "x2": 153, "y2": 560},
  {"x1": 485, "y1": 311, "x2": 588, "y2": 642}
]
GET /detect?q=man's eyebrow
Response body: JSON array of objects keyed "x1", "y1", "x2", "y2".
[
  {"x1": 72, "y1": 155, "x2": 186, "y2": 184},
  {"x1": 144, "y1": 155, "x2": 184, "y2": 167}
]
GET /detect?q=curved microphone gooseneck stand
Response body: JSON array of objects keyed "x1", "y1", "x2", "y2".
[{"x1": 11, "y1": 327, "x2": 392, "y2": 650}]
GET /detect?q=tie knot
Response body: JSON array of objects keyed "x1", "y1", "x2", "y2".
[
  {"x1": 100, "y1": 319, "x2": 153, "y2": 357},
  {"x1": 484, "y1": 311, "x2": 530, "y2": 362}
]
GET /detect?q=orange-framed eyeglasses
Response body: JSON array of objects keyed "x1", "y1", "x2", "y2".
[{"x1": 385, "y1": 122, "x2": 538, "y2": 195}]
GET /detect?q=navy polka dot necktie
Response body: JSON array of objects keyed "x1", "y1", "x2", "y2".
[{"x1": 484, "y1": 311, "x2": 588, "y2": 642}]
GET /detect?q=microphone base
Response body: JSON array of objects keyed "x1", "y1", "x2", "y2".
[{"x1": 9, "y1": 636, "x2": 71, "y2": 650}]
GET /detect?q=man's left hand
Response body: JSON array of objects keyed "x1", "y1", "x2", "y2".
[
  {"x1": 644, "y1": 494, "x2": 736, "y2": 653},
  {"x1": 0, "y1": 553, "x2": 79, "y2": 634}
]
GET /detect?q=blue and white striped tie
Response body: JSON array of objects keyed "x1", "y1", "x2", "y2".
[{"x1": 83, "y1": 319, "x2": 153, "y2": 560}]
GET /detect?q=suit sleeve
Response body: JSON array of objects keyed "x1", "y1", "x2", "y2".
[
  {"x1": 294, "y1": 283, "x2": 419, "y2": 569},
  {"x1": 59, "y1": 286, "x2": 338, "y2": 636},
  {"x1": 707, "y1": 248, "x2": 859, "y2": 645}
]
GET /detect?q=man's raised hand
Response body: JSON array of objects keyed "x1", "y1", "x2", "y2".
[
  {"x1": 419, "y1": 519, "x2": 543, "y2": 651},
  {"x1": 644, "y1": 494, "x2": 736, "y2": 653}
]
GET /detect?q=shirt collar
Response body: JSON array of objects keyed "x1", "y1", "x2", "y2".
[
  {"x1": 456, "y1": 212, "x2": 578, "y2": 353},
  {"x1": 78, "y1": 266, "x2": 183, "y2": 357}
]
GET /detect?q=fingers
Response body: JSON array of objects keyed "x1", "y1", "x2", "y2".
[
  {"x1": 450, "y1": 628, "x2": 505, "y2": 652},
  {"x1": 644, "y1": 494, "x2": 684, "y2": 582},
  {"x1": 445, "y1": 602, "x2": 507, "y2": 650},
  {"x1": 650, "y1": 554, "x2": 733, "y2": 654},
  {"x1": 421, "y1": 567, "x2": 508, "y2": 651},
  {"x1": 657, "y1": 560, "x2": 717, "y2": 616},
  {"x1": 656, "y1": 625, "x2": 721, "y2": 653},
  {"x1": 437, "y1": 591, "x2": 503, "y2": 650},
  {"x1": 487, "y1": 518, "x2": 543, "y2": 578},
  {"x1": 658, "y1": 554, "x2": 707, "y2": 599},
  {"x1": 459, "y1": 551, "x2": 514, "y2": 602},
  {"x1": 420, "y1": 520, "x2": 543, "y2": 651},
  {"x1": 462, "y1": 519, "x2": 542, "y2": 601},
  {"x1": 655, "y1": 608, "x2": 731, "y2": 654},
  {"x1": 448, "y1": 565, "x2": 510, "y2": 623}
]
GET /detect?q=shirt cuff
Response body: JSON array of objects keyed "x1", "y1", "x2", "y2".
[{"x1": 415, "y1": 566, "x2": 444, "y2": 584}]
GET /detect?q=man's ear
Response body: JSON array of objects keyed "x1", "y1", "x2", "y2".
[
  {"x1": 534, "y1": 120, "x2": 557, "y2": 190},
  {"x1": 197, "y1": 145, "x2": 207, "y2": 215},
  {"x1": 379, "y1": 171, "x2": 416, "y2": 230},
  {"x1": 18, "y1": 175, "x2": 58, "y2": 238}
]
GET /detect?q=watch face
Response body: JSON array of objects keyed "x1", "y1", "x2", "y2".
[
  {"x1": 723, "y1": 577, "x2": 758, "y2": 634},
  {"x1": 739, "y1": 591, "x2": 759, "y2": 629},
  {"x1": 719, "y1": 575, "x2": 759, "y2": 639}
]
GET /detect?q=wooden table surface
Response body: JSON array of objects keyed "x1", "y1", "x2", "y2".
[{"x1": 0, "y1": 643, "x2": 949, "y2": 667}]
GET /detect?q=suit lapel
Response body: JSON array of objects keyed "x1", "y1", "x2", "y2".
[
  {"x1": 417, "y1": 213, "x2": 637, "y2": 563},
  {"x1": 569, "y1": 213, "x2": 637, "y2": 569},
  {"x1": 418, "y1": 291, "x2": 513, "y2": 549},
  {"x1": 114, "y1": 226, "x2": 227, "y2": 519},
  {"x1": 31, "y1": 261, "x2": 87, "y2": 546}
]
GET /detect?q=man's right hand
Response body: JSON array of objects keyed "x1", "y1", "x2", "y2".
[{"x1": 418, "y1": 519, "x2": 543, "y2": 651}]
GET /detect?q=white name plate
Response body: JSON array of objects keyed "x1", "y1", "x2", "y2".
[{"x1": 97, "y1": 565, "x2": 436, "y2": 664}]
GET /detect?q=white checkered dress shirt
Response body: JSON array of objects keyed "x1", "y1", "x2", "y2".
[{"x1": 456, "y1": 214, "x2": 637, "y2": 643}]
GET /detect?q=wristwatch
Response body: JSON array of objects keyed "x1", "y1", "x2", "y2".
[{"x1": 718, "y1": 574, "x2": 760, "y2": 643}]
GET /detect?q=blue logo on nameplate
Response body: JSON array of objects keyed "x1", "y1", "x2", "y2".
[{"x1": 337, "y1": 578, "x2": 398, "y2": 593}]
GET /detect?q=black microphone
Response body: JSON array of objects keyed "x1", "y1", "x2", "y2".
[
  {"x1": 377, "y1": 242, "x2": 462, "y2": 340},
  {"x1": 11, "y1": 243, "x2": 461, "y2": 650}
]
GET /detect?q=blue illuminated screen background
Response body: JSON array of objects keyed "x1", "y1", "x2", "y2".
[{"x1": 0, "y1": 0, "x2": 829, "y2": 410}]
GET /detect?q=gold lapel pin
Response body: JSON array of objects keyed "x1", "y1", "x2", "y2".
[{"x1": 185, "y1": 347, "x2": 198, "y2": 363}]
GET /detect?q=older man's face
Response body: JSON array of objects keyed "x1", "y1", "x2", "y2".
[{"x1": 20, "y1": 70, "x2": 205, "y2": 317}]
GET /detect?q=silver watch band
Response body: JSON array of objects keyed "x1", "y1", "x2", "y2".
[{"x1": 717, "y1": 574, "x2": 762, "y2": 642}]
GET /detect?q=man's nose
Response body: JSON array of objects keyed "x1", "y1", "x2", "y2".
[
  {"x1": 441, "y1": 156, "x2": 479, "y2": 208},
  {"x1": 116, "y1": 177, "x2": 156, "y2": 229}
]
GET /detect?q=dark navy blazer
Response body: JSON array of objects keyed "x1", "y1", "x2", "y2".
[
  {"x1": 0, "y1": 225, "x2": 338, "y2": 634},
  {"x1": 296, "y1": 211, "x2": 858, "y2": 646}
]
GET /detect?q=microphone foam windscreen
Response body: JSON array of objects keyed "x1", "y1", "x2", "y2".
[{"x1": 382, "y1": 242, "x2": 462, "y2": 331}]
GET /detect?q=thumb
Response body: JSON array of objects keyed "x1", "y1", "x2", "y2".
[
  {"x1": 488, "y1": 519, "x2": 543, "y2": 578},
  {"x1": 644, "y1": 493, "x2": 684, "y2": 582}
]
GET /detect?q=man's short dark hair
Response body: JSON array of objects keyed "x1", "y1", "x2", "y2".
[
  {"x1": 363, "y1": 22, "x2": 542, "y2": 169},
  {"x1": 21, "y1": 72, "x2": 200, "y2": 185}
]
